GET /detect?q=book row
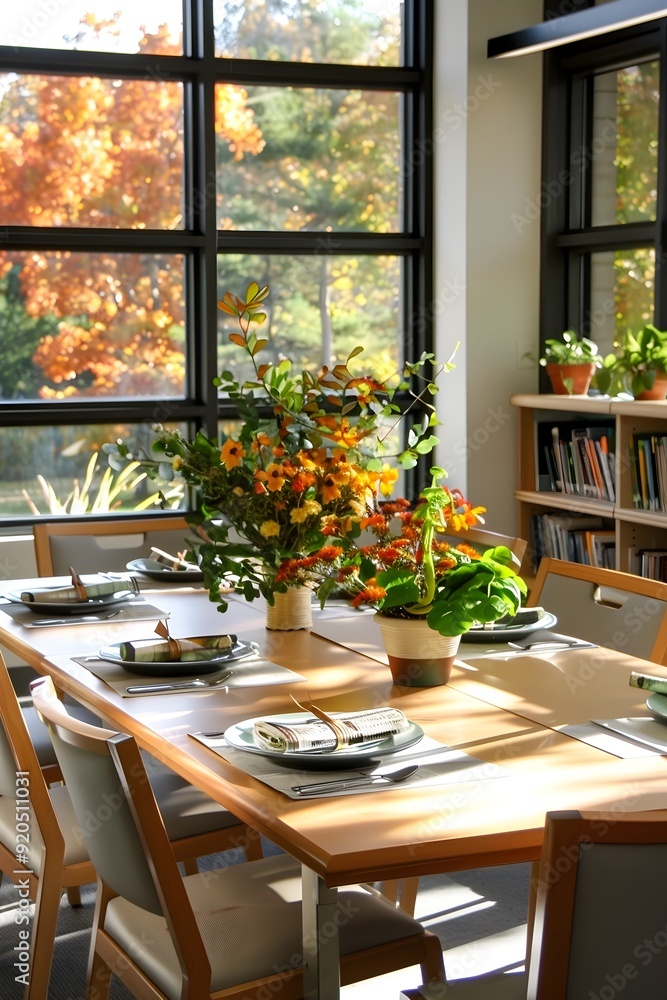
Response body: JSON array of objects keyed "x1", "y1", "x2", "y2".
[{"x1": 538, "y1": 422, "x2": 615, "y2": 502}]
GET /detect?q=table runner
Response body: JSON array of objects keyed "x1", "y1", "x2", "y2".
[
  {"x1": 190, "y1": 733, "x2": 508, "y2": 798},
  {"x1": 74, "y1": 652, "x2": 306, "y2": 696}
]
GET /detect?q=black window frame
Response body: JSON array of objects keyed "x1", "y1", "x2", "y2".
[
  {"x1": 0, "y1": 0, "x2": 434, "y2": 525},
  {"x1": 540, "y1": 5, "x2": 667, "y2": 389}
]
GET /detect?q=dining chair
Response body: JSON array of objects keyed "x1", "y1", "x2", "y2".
[
  {"x1": 31, "y1": 674, "x2": 446, "y2": 1000},
  {"x1": 32, "y1": 515, "x2": 195, "y2": 576},
  {"x1": 400, "y1": 807, "x2": 667, "y2": 999},
  {"x1": 0, "y1": 653, "x2": 264, "y2": 1000},
  {"x1": 526, "y1": 558, "x2": 667, "y2": 663}
]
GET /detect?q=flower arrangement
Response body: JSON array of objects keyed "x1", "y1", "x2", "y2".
[
  {"x1": 293, "y1": 466, "x2": 527, "y2": 636},
  {"x1": 106, "y1": 282, "x2": 454, "y2": 611}
]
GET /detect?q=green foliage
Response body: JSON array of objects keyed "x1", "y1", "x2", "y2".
[
  {"x1": 537, "y1": 330, "x2": 600, "y2": 367},
  {"x1": 594, "y1": 324, "x2": 667, "y2": 397}
]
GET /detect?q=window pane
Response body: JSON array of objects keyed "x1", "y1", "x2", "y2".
[
  {"x1": 213, "y1": 0, "x2": 402, "y2": 66},
  {"x1": 217, "y1": 254, "x2": 402, "y2": 384},
  {"x1": 591, "y1": 61, "x2": 659, "y2": 227},
  {"x1": 0, "y1": 74, "x2": 184, "y2": 229},
  {"x1": 0, "y1": 1, "x2": 183, "y2": 54},
  {"x1": 589, "y1": 248, "x2": 655, "y2": 356},
  {"x1": 215, "y1": 85, "x2": 401, "y2": 232},
  {"x1": 0, "y1": 252, "x2": 186, "y2": 400},
  {"x1": 0, "y1": 423, "x2": 185, "y2": 517}
]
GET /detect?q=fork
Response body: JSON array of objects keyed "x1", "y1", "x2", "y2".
[{"x1": 126, "y1": 669, "x2": 233, "y2": 694}]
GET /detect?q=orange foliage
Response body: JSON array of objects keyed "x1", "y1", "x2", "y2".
[{"x1": 0, "y1": 17, "x2": 263, "y2": 398}]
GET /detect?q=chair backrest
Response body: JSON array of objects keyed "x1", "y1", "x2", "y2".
[
  {"x1": 443, "y1": 525, "x2": 527, "y2": 565},
  {"x1": 527, "y1": 558, "x2": 667, "y2": 662},
  {"x1": 31, "y1": 676, "x2": 209, "y2": 971},
  {"x1": 529, "y1": 808, "x2": 667, "y2": 999},
  {"x1": 33, "y1": 515, "x2": 192, "y2": 575}
]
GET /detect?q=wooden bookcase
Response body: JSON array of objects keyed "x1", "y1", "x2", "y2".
[{"x1": 510, "y1": 393, "x2": 667, "y2": 581}]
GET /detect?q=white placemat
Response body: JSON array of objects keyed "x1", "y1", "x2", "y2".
[
  {"x1": 559, "y1": 718, "x2": 667, "y2": 758},
  {"x1": 0, "y1": 599, "x2": 167, "y2": 628},
  {"x1": 189, "y1": 732, "x2": 507, "y2": 798},
  {"x1": 74, "y1": 652, "x2": 306, "y2": 697}
]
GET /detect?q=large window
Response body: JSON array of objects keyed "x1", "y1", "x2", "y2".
[
  {"x1": 0, "y1": 0, "x2": 433, "y2": 519},
  {"x1": 540, "y1": 5, "x2": 665, "y2": 377}
]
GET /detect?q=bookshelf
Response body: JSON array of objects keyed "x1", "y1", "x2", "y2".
[{"x1": 511, "y1": 394, "x2": 667, "y2": 582}]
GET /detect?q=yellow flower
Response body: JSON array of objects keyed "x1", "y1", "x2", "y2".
[
  {"x1": 259, "y1": 520, "x2": 280, "y2": 538},
  {"x1": 254, "y1": 463, "x2": 287, "y2": 492},
  {"x1": 290, "y1": 507, "x2": 310, "y2": 524},
  {"x1": 378, "y1": 463, "x2": 399, "y2": 497},
  {"x1": 220, "y1": 438, "x2": 245, "y2": 470}
]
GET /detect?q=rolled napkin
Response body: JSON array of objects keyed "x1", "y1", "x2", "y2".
[
  {"x1": 253, "y1": 706, "x2": 410, "y2": 754},
  {"x1": 118, "y1": 634, "x2": 235, "y2": 662},
  {"x1": 629, "y1": 670, "x2": 667, "y2": 695},
  {"x1": 21, "y1": 576, "x2": 140, "y2": 604},
  {"x1": 149, "y1": 546, "x2": 194, "y2": 570}
]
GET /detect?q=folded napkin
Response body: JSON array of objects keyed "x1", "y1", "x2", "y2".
[
  {"x1": 150, "y1": 546, "x2": 194, "y2": 570},
  {"x1": 253, "y1": 706, "x2": 410, "y2": 754},
  {"x1": 21, "y1": 576, "x2": 140, "y2": 604},
  {"x1": 117, "y1": 634, "x2": 234, "y2": 662},
  {"x1": 629, "y1": 670, "x2": 667, "y2": 696}
]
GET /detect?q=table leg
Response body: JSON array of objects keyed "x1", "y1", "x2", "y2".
[{"x1": 302, "y1": 864, "x2": 341, "y2": 1000}]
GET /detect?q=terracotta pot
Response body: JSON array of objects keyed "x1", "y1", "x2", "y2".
[
  {"x1": 634, "y1": 372, "x2": 667, "y2": 401},
  {"x1": 376, "y1": 613, "x2": 461, "y2": 687},
  {"x1": 545, "y1": 362, "x2": 596, "y2": 396},
  {"x1": 265, "y1": 587, "x2": 313, "y2": 630}
]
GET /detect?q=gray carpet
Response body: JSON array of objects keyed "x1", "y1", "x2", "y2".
[{"x1": 0, "y1": 843, "x2": 530, "y2": 998}]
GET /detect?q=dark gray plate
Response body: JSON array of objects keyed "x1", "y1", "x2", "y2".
[
  {"x1": 126, "y1": 558, "x2": 204, "y2": 582},
  {"x1": 98, "y1": 636, "x2": 256, "y2": 676}
]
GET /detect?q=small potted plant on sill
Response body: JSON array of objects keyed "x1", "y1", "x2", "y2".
[
  {"x1": 594, "y1": 325, "x2": 667, "y2": 400},
  {"x1": 534, "y1": 329, "x2": 601, "y2": 395}
]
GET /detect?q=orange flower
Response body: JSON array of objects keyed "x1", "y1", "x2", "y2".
[
  {"x1": 316, "y1": 545, "x2": 343, "y2": 562},
  {"x1": 351, "y1": 585, "x2": 387, "y2": 608},
  {"x1": 320, "y1": 474, "x2": 342, "y2": 503},
  {"x1": 254, "y1": 463, "x2": 287, "y2": 492},
  {"x1": 220, "y1": 438, "x2": 245, "y2": 470}
]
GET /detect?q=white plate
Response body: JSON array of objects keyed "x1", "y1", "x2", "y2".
[
  {"x1": 223, "y1": 712, "x2": 424, "y2": 770},
  {"x1": 126, "y1": 558, "x2": 204, "y2": 582},
  {"x1": 461, "y1": 611, "x2": 558, "y2": 643},
  {"x1": 646, "y1": 693, "x2": 667, "y2": 724},
  {"x1": 6, "y1": 588, "x2": 138, "y2": 616},
  {"x1": 98, "y1": 636, "x2": 256, "y2": 676}
]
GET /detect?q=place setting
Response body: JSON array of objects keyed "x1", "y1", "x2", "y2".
[
  {"x1": 0, "y1": 566, "x2": 168, "y2": 628},
  {"x1": 191, "y1": 695, "x2": 508, "y2": 798},
  {"x1": 76, "y1": 620, "x2": 307, "y2": 696},
  {"x1": 558, "y1": 670, "x2": 667, "y2": 758},
  {"x1": 125, "y1": 545, "x2": 205, "y2": 584}
]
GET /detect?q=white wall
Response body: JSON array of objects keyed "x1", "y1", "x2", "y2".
[{"x1": 434, "y1": 0, "x2": 543, "y2": 532}]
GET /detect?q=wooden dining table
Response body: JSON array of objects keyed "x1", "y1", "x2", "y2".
[{"x1": 3, "y1": 576, "x2": 667, "y2": 999}]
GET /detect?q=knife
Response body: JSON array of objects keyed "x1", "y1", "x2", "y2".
[{"x1": 29, "y1": 610, "x2": 123, "y2": 626}]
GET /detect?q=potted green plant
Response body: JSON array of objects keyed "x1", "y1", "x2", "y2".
[
  {"x1": 299, "y1": 467, "x2": 527, "y2": 686},
  {"x1": 536, "y1": 330, "x2": 601, "y2": 395},
  {"x1": 595, "y1": 325, "x2": 667, "y2": 400}
]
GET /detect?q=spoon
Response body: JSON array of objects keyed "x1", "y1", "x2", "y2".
[{"x1": 291, "y1": 763, "x2": 419, "y2": 795}]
